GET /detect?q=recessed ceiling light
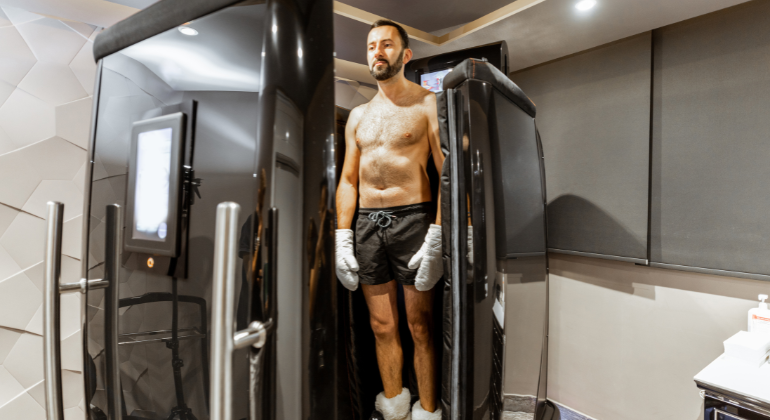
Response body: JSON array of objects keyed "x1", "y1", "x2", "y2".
[
  {"x1": 297, "y1": 47, "x2": 303, "y2": 58},
  {"x1": 575, "y1": 0, "x2": 596, "y2": 11},
  {"x1": 178, "y1": 26, "x2": 198, "y2": 36}
]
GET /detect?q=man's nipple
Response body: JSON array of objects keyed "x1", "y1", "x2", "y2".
[{"x1": 404, "y1": 132, "x2": 412, "y2": 138}]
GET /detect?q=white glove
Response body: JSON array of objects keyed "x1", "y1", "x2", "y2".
[
  {"x1": 467, "y1": 225, "x2": 473, "y2": 265},
  {"x1": 408, "y1": 224, "x2": 443, "y2": 291},
  {"x1": 335, "y1": 229, "x2": 359, "y2": 291}
]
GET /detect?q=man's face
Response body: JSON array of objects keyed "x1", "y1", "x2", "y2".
[{"x1": 367, "y1": 26, "x2": 410, "y2": 81}]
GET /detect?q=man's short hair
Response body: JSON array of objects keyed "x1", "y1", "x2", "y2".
[{"x1": 370, "y1": 19, "x2": 409, "y2": 50}]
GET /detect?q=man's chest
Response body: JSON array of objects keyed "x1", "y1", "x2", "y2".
[{"x1": 356, "y1": 105, "x2": 427, "y2": 150}]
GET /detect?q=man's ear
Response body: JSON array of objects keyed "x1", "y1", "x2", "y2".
[{"x1": 404, "y1": 48, "x2": 413, "y2": 64}]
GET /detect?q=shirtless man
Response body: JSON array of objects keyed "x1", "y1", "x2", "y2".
[{"x1": 335, "y1": 20, "x2": 444, "y2": 420}]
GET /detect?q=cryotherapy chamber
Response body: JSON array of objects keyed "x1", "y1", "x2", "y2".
[
  {"x1": 41, "y1": 0, "x2": 342, "y2": 419},
  {"x1": 39, "y1": 1, "x2": 549, "y2": 418}
]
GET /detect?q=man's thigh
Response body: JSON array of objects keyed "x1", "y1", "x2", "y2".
[
  {"x1": 402, "y1": 285, "x2": 434, "y2": 323},
  {"x1": 362, "y1": 280, "x2": 399, "y2": 325}
]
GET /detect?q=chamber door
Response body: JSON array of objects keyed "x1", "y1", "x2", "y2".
[{"x1": 271, "y1": 91, "x2": 304, "y2": 420}]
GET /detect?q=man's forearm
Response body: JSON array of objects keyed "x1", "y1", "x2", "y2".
[
  {"x1": 434, "y1": 188, "x2": 441, "y2": 225},
  {"x1": 336, "y1": 182, "x2": 358, "y2": 229}
]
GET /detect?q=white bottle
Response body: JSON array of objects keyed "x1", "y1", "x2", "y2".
[{"x1": 748, "y1": 294, "x2": 770, "y2": 334}]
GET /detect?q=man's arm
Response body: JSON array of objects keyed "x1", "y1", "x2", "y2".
[
  {"x1": 426, "y1": 94, "x2": 444, "y2": 225},
  {"x1": 336, "y1": 107, "x2": 363, "y2": 229}
]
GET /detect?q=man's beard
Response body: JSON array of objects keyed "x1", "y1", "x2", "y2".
[{"x1": 370, "y1": 50, "x2": 404, "y2": 81}]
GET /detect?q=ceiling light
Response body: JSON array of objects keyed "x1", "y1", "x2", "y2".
[
  {"x1": 575, "y1": 0, "x2": 596, "y2": 11},
  {"x1": 272, "y1": 25, "x2": 277, "y2": 33},
  {"x1": 297, "y1": 47, "x2": 303, "y2": 58},
  {"x1": 178, "y1": 26, "x2": 198, "y2": 36}
]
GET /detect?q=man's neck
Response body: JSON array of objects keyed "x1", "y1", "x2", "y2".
[{"x1": 376, "y1": 74, "x2": 411, "y2": 103}]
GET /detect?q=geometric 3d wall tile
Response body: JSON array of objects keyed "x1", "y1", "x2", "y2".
[
  {"x1": 14, "y1": 18, "x2": 86, "y2": 66},
  {"x1": 1, "y1": 7, "x2": 43, "y2": 27},
  {"x1": 73, "y1": 164, "x2": 87, "y2": 194},
  {"x1": 17, "y1": 62, "x2": 88, "y2": 107},
  {"x1": 59, "y1": 20, "x2": 96, "y2": 40},
  {"x1": 65, "y1": 406, "x2": 85, "y2": 420},
  {"x1": 0, "y1": 389, "x2": 45, "y2": 420},
  {"x1": 0, "y1": 88, "x2": 56, "y2": 149},
  {"x1": 25, "y1": 379, "x2": 44, "y2": 409},
  {"x1": 0, "y1": 213, "x2": 46, "y2": 271},
  {"x1": 62, "y1": 215, "x2": 83, "y2": 260},
  {"x1": 56, "y1": 97, "x2": 93, "y2": 150},
  {"x1": 61, "y1": 330, "x2": 82, "y2": 372},
  {"x1": 69, "y1": 43, "x2": 97, "y2": 96},
  {"x1": 0, "y1": 244, "x2": 22, "y2": 282},
  {"x1": 0, "y1": 80, "x2": 13, "y2": 108},
  {"x1": 22, "y1": 180, "x2": 83, "y2": 221},
  {"x1": 60, "y1": 293, "x2": 81, "y2": 339},
  {"x1": 62, "y1": 370, "x2": 83, "y2": 409},
  {"x1": 4, "y1": 333, "x2": 43, "y2": 388},
  {"x1": 0, "y1": 271, "x2": 41, "y2": 331},
  {"x1": 24, "y1": 305, "x2": 42, "y2": 336},
  {"x1": 0, "y1": 366, "x2": 25, "y2": 408},
  {"x1": 0, "y1": 147, "x2": 85, "y2": 217},
  {"x1": 0, "y1": 8, "x2": 10, "y2": 27},
  {"x1": 0, "y1": 204, "x2": 16, "y2": 239},
  {"x1": 0, "y1": 328, "x2": 21, "y2": 364},
  {"x1": 0, "y1": 26, "x2": 36, "y2": 86},
  {"x1": 0, "y1": 125, "x2": 14, "y2": 156},
  {"x1": 0, "y1": 7, "x2": 99, "y2": 415}
]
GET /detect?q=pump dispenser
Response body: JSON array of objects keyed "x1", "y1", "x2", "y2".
[{"x1": 748, "y1": 294, "x2": 770, "y2": 334}]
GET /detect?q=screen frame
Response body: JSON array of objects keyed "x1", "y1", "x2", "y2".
[{"x1": 124, "y1": 112, "x2": 186, "y2": 257}]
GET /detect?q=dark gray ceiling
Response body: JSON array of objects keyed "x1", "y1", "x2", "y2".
[
  {"x1": 334, "y1": 14, "x2": 371, "y2": 65},
  {"x1": 341, "y1": 0, "x2": 514, "y2": 32}
]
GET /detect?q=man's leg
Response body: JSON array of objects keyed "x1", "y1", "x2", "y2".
[
  {"x1": 403, "y1": 285, "x2": 436, "y2": 412},
  {"x1": 362, "y1": 280, "x2": 403, "y2": 398}
]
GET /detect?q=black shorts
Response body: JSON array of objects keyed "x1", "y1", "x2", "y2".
[{"x1": 356, "y1": 202, "x2": 434, "y2": 286}]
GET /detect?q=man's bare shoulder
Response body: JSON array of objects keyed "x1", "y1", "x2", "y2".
[{"x1": 347, "y1": 103, "x2": 367, "y2": 129}]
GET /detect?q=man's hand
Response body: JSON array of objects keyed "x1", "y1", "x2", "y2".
[
  {"x1": 408, "y1": 224, "x2": 443, "y2": 291},
  {"x1": 335, "y1": 229, "x2": 360, "y2": 291}
]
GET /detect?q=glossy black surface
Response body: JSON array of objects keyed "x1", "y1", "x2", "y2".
[
  {"x1": 449, "y1": 79, "x2": 549, "y2": 419},
  {"x1": 83, "y1": 0, "x2": 338, "y2": 419}
]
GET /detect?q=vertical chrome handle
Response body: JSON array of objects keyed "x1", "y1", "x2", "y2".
[
  {"x1": 43, "y1": 201, "x2": 65, "y2": 420},
  {"x1": 210, "y1": 202, "x2": 241, "y2": 420},
  {"x1": 210, "y1": 202, "x2": 273, "y2": 420},
  {"x1": 104, "y1": 204, "x2": 123, "y2": 420}
]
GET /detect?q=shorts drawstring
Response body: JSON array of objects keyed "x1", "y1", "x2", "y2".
[{"x1": 368, "y1": 211, "x2": 395, "y2": 228}]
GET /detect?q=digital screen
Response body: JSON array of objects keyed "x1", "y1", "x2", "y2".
[
  {"x1": 420, "y1": 68, "x2": 452, "y2": 92},
  {"x1": 132, "y1": 127, "x2": 173, "y2": 242}
]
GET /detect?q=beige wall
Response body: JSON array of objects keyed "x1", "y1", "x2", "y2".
[
  {"x1": 546, "y1": 253, "x2": 769, "y2": 419},
  {"x1": 0, "y1": 6, "x2": 98, "y2": 420}
]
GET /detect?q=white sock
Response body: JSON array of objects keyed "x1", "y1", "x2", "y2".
[
  {"x1": 375, "y1": 388, "x2": 411, "y2": 420},
  {"x1": 411, "y1": 400, "x2": 442, "y2": 420}
]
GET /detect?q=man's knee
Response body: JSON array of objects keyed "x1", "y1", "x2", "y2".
[
  {"x1": 370, "y1": 317, "x2": 398, "y2": 340},
  {"x1": 408, "y1": 314, "x2": 432, "y2": 346}
]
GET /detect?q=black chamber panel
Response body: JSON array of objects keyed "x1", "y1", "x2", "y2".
[
  {"x1": 488, "y1": 90, "x2": 545, "y2": 257},
  {"x1": 650, "y1": 1, "x2": 770, "y2": 278},
  {"x1": 85, "y1": 4, "x2": 264, "y2": 420},
  {"x1": 512, "y1": 33, "x2": 651, "y2": 261}
]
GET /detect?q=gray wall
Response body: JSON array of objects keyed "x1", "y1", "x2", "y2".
[
  {"x1": 512, "y1": 34, "x2": 652, "y2": 263},
  {"x1": 650, "y1": 0, "x2": 770, "y2": 279}
]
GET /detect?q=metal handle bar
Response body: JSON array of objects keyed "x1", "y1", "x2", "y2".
[
  {"x1": 43, "y1": 202, "x2": 65, "y2": 420},
  {"x1": 43, "y1": 202, "x2": 122, "y2": 420},
  {"x1": 210, "y1": 202, "x2": 273, "y2": 420}
]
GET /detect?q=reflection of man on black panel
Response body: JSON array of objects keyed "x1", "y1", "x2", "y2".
[{"x1": 335, "y1": 20, "x2": 444, "y2": 420}]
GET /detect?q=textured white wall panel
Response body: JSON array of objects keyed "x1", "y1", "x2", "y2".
[{"x1": 0, "y1": 5, "x2": 99, "y2": 419}]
